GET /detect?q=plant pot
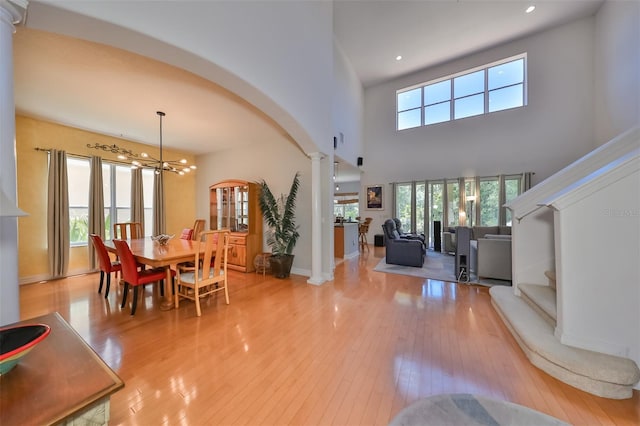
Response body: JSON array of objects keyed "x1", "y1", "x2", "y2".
[{"x1": 270, "y1": 254, "x2": 294, "y2": 279}]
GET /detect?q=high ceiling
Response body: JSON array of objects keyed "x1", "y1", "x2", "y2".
[
  {"x1": 13, "y1": 1, "x2": 603, "y2": 182},
  {"x1": 333, "y1": 0, "x2": 602, "y2": 88}
]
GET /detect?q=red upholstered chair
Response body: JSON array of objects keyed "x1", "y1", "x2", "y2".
[
  {"x1": 113, "y1": 239, "x2": 176, "y2": 315},
  {"x1": 89, "y1": 234, "x2": 122, "y2": 298},
  {"x1": 180, "y1": 228, "x2": 194, "y2": 240}
]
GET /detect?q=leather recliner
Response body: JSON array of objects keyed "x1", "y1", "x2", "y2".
[
  {"x1": 392, "y1": 218, "x2": 426, "y2": 248},
  {"x1": 382, "y1": 219, "x2": 425, "y2": 267}
]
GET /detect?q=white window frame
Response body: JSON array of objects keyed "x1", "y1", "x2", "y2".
[
  {"x1": 67, "y1": 157, "x2": 154, "y2": 246},
  {"x1": 396, "y1": 53, "x2": 527, "y2": 130}
]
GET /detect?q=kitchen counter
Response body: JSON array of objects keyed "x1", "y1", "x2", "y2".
[{"x1": 334, "y1": 222, "x2": 359, "y2": 258}]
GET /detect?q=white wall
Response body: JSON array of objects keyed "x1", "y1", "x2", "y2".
[
  {"x1": 554, "y1": 169, "x2": 639, "y2": 365},
  {"x1": 362, "y1": 17, "x2": 597, "y2": 220},
  {"x1": 28, "y1": 1, "x2": 334, "y2": 155},
  {"x1": 594, "y1": 0, "x2": 640, "y2": 145},
  {"x1": 196, "y1": 136, "x2": 313, "y2": 275},
  {"x1": 333, "y1": 40, "x2": 364, "y2": 169}
]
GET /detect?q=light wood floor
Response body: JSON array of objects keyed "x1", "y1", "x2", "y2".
[{"x1": 19, "y1": 246, "x2": 639, "y2": 425}]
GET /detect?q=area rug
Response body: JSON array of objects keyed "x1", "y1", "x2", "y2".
[
  {"x1": 373, "y1": 250, "x2": 511, "y2": 287},
  {"x1": 389, "y1": 393, "x2": 569, "y2": 426}
]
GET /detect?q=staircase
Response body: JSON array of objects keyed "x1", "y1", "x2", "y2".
[
  {"x1": 493, "y1": 127, "x2": 640, "y2": 399},
  {"x1": 491, "y1": 276, "x2": 640, "y2": 399}
]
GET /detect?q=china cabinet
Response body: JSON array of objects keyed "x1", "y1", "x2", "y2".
[{"x1": 209, "y1": 179, "x2": 262, "y2": 272}]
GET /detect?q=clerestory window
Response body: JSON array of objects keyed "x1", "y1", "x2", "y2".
[{"x1": 397, "y1": 54, "x2": 527, "y2": 130}]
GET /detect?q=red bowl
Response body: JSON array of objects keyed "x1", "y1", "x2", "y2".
[{"x1": 0, "y1": 324, "x2": 51, "y2": 375}]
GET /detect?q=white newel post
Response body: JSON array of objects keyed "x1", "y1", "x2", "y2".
[
  {"x1": 0, "y1": 0, "x2": 28, "y2": 325},
  {"x1": 307, "y1": 152, "x2": 325, "y2": 285}
]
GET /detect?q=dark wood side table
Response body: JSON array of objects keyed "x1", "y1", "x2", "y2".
[{"x1": 0, "y1": 312, "x2": 124, "y2": 425}]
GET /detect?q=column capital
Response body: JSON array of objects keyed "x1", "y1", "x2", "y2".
[
  {"x1": 307, "y1": 151, "x2": 325, "y2": 161},
  {"x1": 0, "y1": 0, "x2": 28, "y2": 27}
]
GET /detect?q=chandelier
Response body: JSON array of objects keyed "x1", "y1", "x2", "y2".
[{"x1": 86, "y1": 111, "x2": 196, "y2": 175}]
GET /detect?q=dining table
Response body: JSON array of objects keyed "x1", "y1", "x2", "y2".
[{"x1": 104, "y1": 237, "x2": 203, "y2": 310}]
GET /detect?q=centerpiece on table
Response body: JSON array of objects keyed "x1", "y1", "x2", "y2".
[{"x1": 151, "y1": 234, "x2": 174, "y2": 246}]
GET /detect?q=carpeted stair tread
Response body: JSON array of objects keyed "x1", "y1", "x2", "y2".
[
  {"x1": 490, "y1": 286, "x2": 640, "y2": 399},
  {"x1": 519, "y1": 283, "x2": 557, "y2": 324}
]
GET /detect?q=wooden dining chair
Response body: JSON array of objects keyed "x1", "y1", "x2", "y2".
[
  {"x1": 89, "y1": 234, "x2": 122, "y2": 298},
  {"x1": 191, "y1": 219, "x2": 205, "y2": 241},
  {"x1": 113, "y1": 239, "x2": 175, "y2": 315},
  {"x1": 176, "y1": 230, "x2": 230, "y2": 317},
  {"x1": 113, "y1": 222, "x2": 143, "y2": 240}
]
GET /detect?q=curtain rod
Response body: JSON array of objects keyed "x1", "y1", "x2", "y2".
[
  {"x1": 389, "y1": 172, "x2": 535, "y2": 185},
  {"x1": 34, "y1": 147, "x2": 134, "y2": 167}
]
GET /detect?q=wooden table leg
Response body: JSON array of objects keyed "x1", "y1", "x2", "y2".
[{"x1": 160, "y1": 266, "x2": 174, "y2": 311}]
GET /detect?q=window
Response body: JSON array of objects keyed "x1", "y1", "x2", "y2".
[
  {"x1": 504, "y1": 175, "x2": 522, "y2": 225},
  {"x1": 394, "y1": 183, "x2": 413, "y2": 231},
  {"x1": 334, "y1": 193, "x2": 359, "y2": 221},
  {"x1": 393, "y1": 182, "x2": 426, "y2": 238},
  {"x1": 446, "y1": 180, "x2": 460, "y2": 227},
  {"x1": 415, "y1": 182, "x2": 425, "y2": 235},
  {"x1": 333, "y1": 202, "x2": 359, "y2": 220},
  {"x1": 454, "y1": 70, "x2": 484, "y2": 119},
  {"x1": 68, "y1": 158, "x2": 90, "y2": 246},
  {"x1": 394, "y1": 173, "x2": 527, "y2": 248},
  {"x1": 67, "y1": 157, "x2": 154, "y2": 245},
  {"x1": 397, "y1": 88, "x2": 422, "y2": 130},
  {"x1": 479, "y1": 178, "x2": 499, "y2": 226},
  {"x1": 397, "y1": 54, "x2": 526, "y2": 130},
  {"x1": 428, "y1": 181, "x2": 444, "y2": 248}
]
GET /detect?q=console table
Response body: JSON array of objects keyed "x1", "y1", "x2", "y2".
[{"x1": 0, "y1": 312, "x2": 124, "y2": 425}]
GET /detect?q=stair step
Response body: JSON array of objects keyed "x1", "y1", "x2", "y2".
[
  {"x1": 544, "y1": 270, "x2": 556, "y2": 288},
  {"x1": 519, "y1": 283, "x2": 557, "y2": 327},
  {"x1": 490, "y1": 286, "x2": 640, "y2": 399}
]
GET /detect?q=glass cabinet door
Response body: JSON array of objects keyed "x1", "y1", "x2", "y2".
[
  {"x1": 235, "y1": 185, "x2": 249, "y2": 232},
  {"x1": 210, "y1": 184, "x2": 250, "y2": 233}
]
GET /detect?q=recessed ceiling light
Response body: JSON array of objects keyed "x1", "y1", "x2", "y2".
[
  {"x1": 526, "y1": 5, "x2": 536, "y2": 13},
  {"x1": 396, "y1": 55, "x2": 402, "y2": 61}
]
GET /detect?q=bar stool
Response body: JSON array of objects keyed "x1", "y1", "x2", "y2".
[{"x1": 358, "y1": 217, "x2": 372, "y2": 251}]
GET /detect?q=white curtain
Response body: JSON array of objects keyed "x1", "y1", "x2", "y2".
[
  {"x1": 131, "y1": 168, "x2": 144, "y2": 235},
  {"x1": 47, "y1": 150, "x2": 69, "y2": 278},
  {"x1": 153, "y1": 172, "x2": 165, "y2": 235},
  {"x1": 88, "y1": 156, "x2": 104, "y2": 269}
]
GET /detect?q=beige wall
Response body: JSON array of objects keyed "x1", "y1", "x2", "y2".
[{"x1": 16, "y1": 115, "x2": 196, "y2": 283}]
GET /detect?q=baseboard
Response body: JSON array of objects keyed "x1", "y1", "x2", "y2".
[
  {"x1": 344, "y1": 251, "x2": 359, "y2": 260},
  {"x1": 20, "y1": 268, "x2": 97, "y2": 285}
]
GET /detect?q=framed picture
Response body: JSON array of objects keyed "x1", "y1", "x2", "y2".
[{"x1": 366, "y1": 185, "x2": 383, "y2": 210}]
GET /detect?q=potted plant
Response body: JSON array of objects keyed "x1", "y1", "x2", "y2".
[{"x1": 258, "y1": 172, "x2": 300, "y2": 278}]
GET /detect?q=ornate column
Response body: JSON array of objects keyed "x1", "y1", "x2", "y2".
[
  {"x1": 0, "y1": 0, "x2": 28, "y2": 325},
  {"x1": 307, "y1": 152, "x2": 325, "y2": 285}
]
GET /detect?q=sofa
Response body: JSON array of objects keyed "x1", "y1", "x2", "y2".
[
  {"x1": 442, "y1": 226, "x2": 511, "y2": 254},
  {"x1": 472, "y1": 235, "x2": 512, "y2": 281},
  {"x1": 444, "y1": 226, "x2": 512, "y2": 281},
  {"x1": 382, "y1": 219, "x2": 425, "y2": 267}
]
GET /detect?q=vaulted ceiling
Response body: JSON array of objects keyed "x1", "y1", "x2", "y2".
[{"x1": 13, "y1": 1, "x2": 603, "y2": 182}]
